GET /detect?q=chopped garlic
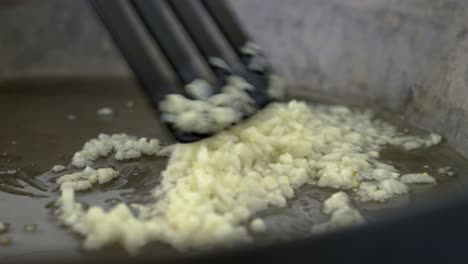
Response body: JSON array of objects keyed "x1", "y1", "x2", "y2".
[
  {"x1": 400, "y1": 173, "x2": 436, "y2": 184},
  {"x1": 312, "y1": 192, "x2": 364, "y2": 233},
  {"x1": 250, "y1": 218, "x2": 266, "y2": 233},
  {"x1": 322, "y1": 191, "x2": 352, "y2": 214},
  {"x1": 160, "y1": 75, "x2": 257, "y2": 134},
  {"x1": 159, "y1": 73, "x2": 284, "y2": 135},
  {"x1": 57, "y1": 167, "x2": 119, "y2": 191},
  {"x1": 240, "y1": 42, "x2": 262, "y2": 56},
  {"x1": 356, "y1": 178, "x2": 409, "y2": 202},
  {"x1": 390, "y1": 133, "x2": 442, "y2": 150},
  {"x1": 51, "y1": 165, "x2": 66, "y2": 172},
  {"x1": 208, "y1": 57, "x2": 231, "y2": 72},
  {"x1": 97, "y1": 107, "x2": 113, "y2": 115},
  {"x1": 185, "y1": 79, "x2": 212, "y2": 100},
  {"x1": 429, "y1": 133, "x2": 442, "y2": 145},
  {"x1": 71, "y1": 134, "x2": 161, "y2": 168},
  {"x1": 78, "y1": 202, "x2": 148, "y2": 255},
  {"x1": 437, "y1": 166, "x2": 455, "y2": 176},
  {"x1": 57, "y1": 100, "x2": 442, "y2": 253}
]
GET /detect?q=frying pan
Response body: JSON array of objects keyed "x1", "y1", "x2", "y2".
[{"x1": 1, "y1": 0, "x2": 468, "y2": 263}]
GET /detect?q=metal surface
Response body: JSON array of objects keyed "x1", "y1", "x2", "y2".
[
  {"x1": 1, "y1": 0, "x2": 468, "y2": 263},
  {"x1": 1, "y1": 77, "x2": 468, "y2": 263}
]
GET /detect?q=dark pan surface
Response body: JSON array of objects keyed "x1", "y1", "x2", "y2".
[{"x1": 1, "y1": 77, "x2": 467, "y2": 263}]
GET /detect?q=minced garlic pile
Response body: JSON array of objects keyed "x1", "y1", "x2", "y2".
[
  {"x1": 55, "y1": 100, "x2": 441, "y2": 254},
  {"x1": 159, "y1": 74, "x2": 284, "y2": 135},
  {"x1": 159, "y1": 76, "x2": 257, "y2": 135},
  {"x1": 57, "y1": 167, "x2": 119, "y2": 191}
]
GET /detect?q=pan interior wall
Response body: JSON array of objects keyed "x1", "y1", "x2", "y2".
[{"x1": 0, "y1": 0, "x2": 467, "y2": 156}]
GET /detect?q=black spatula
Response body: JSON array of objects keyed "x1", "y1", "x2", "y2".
[{"x1": 89, "y1": 0, "x2": 283, "y2": 142}]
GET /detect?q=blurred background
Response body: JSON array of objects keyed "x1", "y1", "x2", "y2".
[{"x1": 0, "y1": 0, "x2": 468, "y2": 156}]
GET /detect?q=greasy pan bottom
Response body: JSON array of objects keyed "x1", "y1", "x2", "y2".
[{"x1": 1, "y1": 77, "x2": 468, "y2": 263}]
